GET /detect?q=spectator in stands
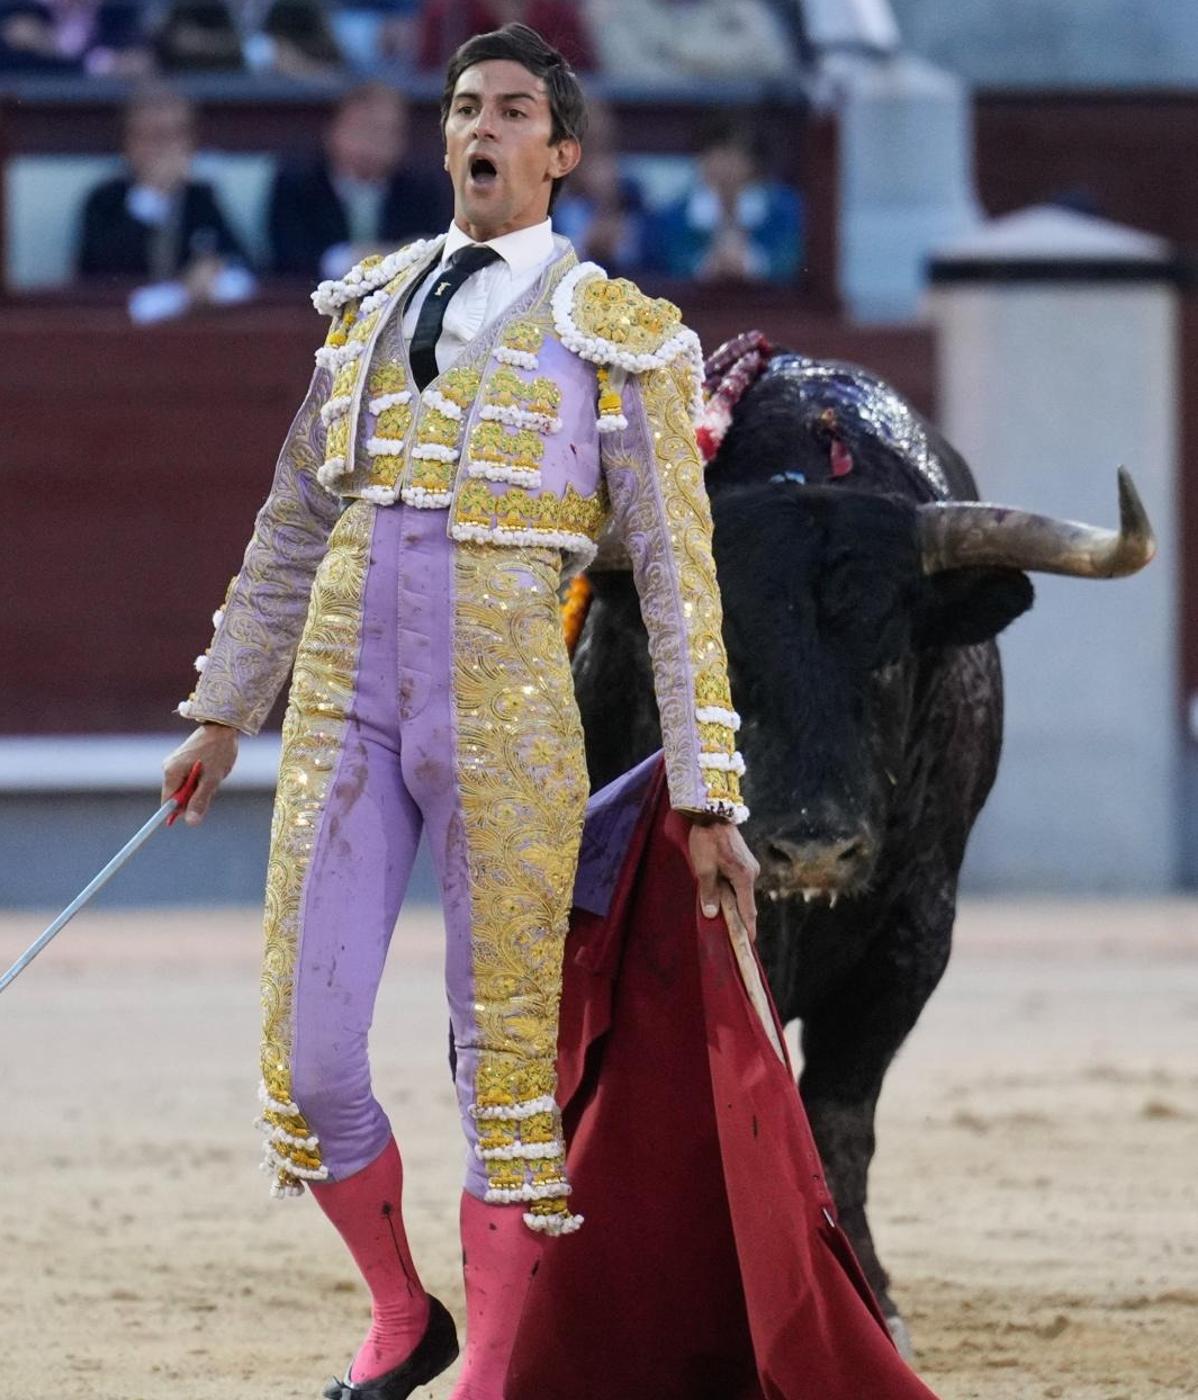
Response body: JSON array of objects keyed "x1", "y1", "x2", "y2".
[
  {"x1": 40, "y1": 0, "x2": 154, "y2": 75},
  {"x1": 552, "y1": 98, "x2": 648, "y2": 276},
  {"x1": 76, "y1": 87, "x2": 255, "y2": 320},
  {"x1": 268, "y1": 81, "x2": 450, "y2": 281},
  {"x1": 155, "y1": 0, "x2": 244, "y2": 72},
  {"x1": 418, "y1": 0, "x2": 596, "y2": 73},
  {"x1": 252, "y1": 0, "x2": 345, "y2": 78},
  {"x1": 586, "y1": 0, "x2": 795, "y2": 81},
  {"x1": 0, "y1": 1, "x2": 80, "y2": 70},
  {"x1": 646, "y1": 117, "x2": 802, "y2": 282}
]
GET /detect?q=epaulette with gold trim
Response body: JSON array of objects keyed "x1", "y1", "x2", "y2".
[{"x1": 551, "y1": 262, "x2": 704, "y2": 424}]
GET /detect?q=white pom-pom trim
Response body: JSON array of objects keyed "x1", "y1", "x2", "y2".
[
  {"x1": 450, "y1": 521, "x2": 597, "y2": 564},
  {"x1": 696, "y1": 706, "x2": 741, "y2": 731},
  {"x1": 523, "y1": 1210, "x2": 584, "y2": 1234},
  {"x1": 495, "y1": 346, "x2": 539, "y2": 369},
  {"x1": 485, "y1": 1179, "x2": 570, "y2": 1204},
  {"x1": 479, "y1": 403, "x2": 561, "y2": 434},
  {"x1": 411, "y1": 443, "x2": 458, "y2": 462},
  {"x1": 401, "y1": 487, "x2": 454, "y2": 509},
  {"x1": 258, "y1": 1084, "x2": 302, "y2": 1116},
  {"x1": 470, "y1": 1095, "x2": 558, "y2": 1121},
  {"x1": 360, "y1": 485, "x2": 399, "y2": 505},
  {"x1": 254, "y1": 1117, "x2": 320, "y2": 1152},
  {"x1": 212, "y1": 607, "x2": 225, "y2": 629},
  {"x1": 358, "y1": 287, "x2": 392, "y2": 317},
  {"x1": 193, "y1": 654, "x2": 208, "y2": 673},
  {"x1": 312, "y1": 238, "x2": 438, "y2": 315},
  {"x1": 596, "y1": 413, "x2": 629, "y2": 434},
  {"x1": 262, "y1": 1143, "x2": 328, "y2": 1182},
  {"x1": 317, "y1": 456, "x2": 349, "y2": 488},
  {"x1": 699, "y1": 750, "x2": 746, "y2": 776},
  {"x1": 314, "y1": 342, "x2": 362, "y2": 371},
  {"x1": 175, "y1": 699, "x2": 195, "y2": 719},
  {"x1": 368, "y1": 390, "x2": 411, "y2": 414},
  {"x1": 466, "y1": 460, "x2": 542, "y2": 488},
  {"x1": 421, "y1": 388, "x2": 464, "y2": 420},
  {"x1": 319, "y1": 395, "x2": 352, "y2": 426},
  {"x1": 476, "y1": 1139, "x2": 565, "y2": 1162},
  {"x1": 365, "y1": 436, "x2": 405, "y2": 457},
  {"x1": 551, "y1": 261, "x2": 705, "y2": 423}
]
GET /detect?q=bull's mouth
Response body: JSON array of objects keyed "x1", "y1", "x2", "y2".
[
  {"x1": 760, "y1": 880, "x2": 846, "y2": 909},
  {"x1": 468, "y1": 155, "x2": 499, "y2": 188},
  {"x1": 750, "y1": 817, "x2": 878, "y2": 911}
]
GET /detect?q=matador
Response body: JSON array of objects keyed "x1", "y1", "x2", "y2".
[{"x1": 162, "y1": 22, "x2": 758, "y2": 1400}]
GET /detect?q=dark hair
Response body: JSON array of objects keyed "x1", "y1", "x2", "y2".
[
  {"x1": 156, "y1": 1, "x2": 244, "y2": 72},
  {"x1": 440, "y1": 22, "x2": 587, "y2": 209},
  {"x1": 263, "y1": 0, "x2": 342, "y2": 66},
  {"x1": 697, "y1": 115, "x2": 768, "y2": 172}
]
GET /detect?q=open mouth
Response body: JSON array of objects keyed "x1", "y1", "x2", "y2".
[{"x1": 468, "y1": 155, "x2": 498, "y2": 186}]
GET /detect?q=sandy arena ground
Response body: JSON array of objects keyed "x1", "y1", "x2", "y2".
[{"x1": 1, "y1": 899, "x2": 1195, "y2": 1400}]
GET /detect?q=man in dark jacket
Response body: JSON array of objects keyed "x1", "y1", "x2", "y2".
[
  {"x1": 77, "y1": 86, "x2": 247, "y2": 280},
  {"x1": 268, "y1": 82, "x2": 451, "y2": 281}
]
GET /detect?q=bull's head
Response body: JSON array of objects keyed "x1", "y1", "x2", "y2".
[{"x1": 708, "y1": 469, "x2": 1154, "y2": 906}]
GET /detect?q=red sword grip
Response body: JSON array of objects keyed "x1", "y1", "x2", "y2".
[{"x1": 166, "y1": 761, "x2": 203, "y2": 826}]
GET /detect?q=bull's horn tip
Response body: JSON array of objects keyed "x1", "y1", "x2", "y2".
[{"x1": 1115, "y1": 467, "x2": 1156, "y2": 567}]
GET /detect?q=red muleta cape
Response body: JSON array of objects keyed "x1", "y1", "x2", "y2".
[{"x1": 507, "y1": 755, "x2": 940, "y2": 1400}]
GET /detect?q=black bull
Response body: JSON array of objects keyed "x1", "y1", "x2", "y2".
[{"x1": 571, "y1": 352, "x2": 1154, "y2": 1349}]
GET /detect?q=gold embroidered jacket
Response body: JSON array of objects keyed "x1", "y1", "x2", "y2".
[{"x1": 182, "y1": 238, "x2": 747, "y2": 822}]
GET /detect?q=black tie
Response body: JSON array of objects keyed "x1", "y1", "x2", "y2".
[{"x1": 409, "y1": 244, "x2": 501, "y2": 390}]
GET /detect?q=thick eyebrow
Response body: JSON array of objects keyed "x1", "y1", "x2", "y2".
[{"x1": 453, "y1": 87, "x2": 540, "y2": 105}]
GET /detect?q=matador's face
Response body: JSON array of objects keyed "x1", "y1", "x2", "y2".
[{"x1": 443, "y1": 59, "x2": 580, "y2": 240}]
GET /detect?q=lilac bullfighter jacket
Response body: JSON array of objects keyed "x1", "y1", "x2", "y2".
[{"x1": 180, "y1": 236, "x2": 747, "y2": 823}]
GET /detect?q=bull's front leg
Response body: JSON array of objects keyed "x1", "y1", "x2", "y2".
[{"x1": 796, "y1": 895, "x2": 953, "y2": 1357}]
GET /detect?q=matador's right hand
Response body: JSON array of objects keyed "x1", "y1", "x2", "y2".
[{"x1": 161, "y1": 723, "x2": 239, "y2": 826}]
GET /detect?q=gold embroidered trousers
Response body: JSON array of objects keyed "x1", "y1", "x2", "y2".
[{"x1": 256, "y1": 498, "x2": 589, "y2": 1234}]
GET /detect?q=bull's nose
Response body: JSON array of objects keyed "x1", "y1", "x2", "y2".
[{"x1": 764, "y1": 832, "x2": 875, "y2": 887}]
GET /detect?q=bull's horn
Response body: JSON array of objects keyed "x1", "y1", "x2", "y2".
[{"x1": 918, "y1": 468, "x2": 1156, "y2": 579}]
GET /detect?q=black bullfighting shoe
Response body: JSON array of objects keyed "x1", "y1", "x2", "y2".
[{"x1": 321, "y1": 1296, "x2": 459, "y2": 1399}]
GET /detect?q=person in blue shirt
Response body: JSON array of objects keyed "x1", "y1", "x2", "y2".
[{"x1": 647, "y1": 117, "x2": 803, "y2": 283}]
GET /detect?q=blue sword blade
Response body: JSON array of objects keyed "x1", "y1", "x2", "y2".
[{"x1": 0, "y1": 794, "x2": 178, "y2": 994}]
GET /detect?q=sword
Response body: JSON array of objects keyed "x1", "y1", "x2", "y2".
[{"x1": 0, "y1": 761, "x2": 203, "y2": 994}]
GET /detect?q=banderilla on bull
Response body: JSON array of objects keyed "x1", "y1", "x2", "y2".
[{"x1": 0, "y1": 761, "x2": 202, "y2": 994}]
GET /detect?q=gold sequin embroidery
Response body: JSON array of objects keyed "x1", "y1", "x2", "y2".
[
  {"x1": 258, "y1": 500, "x2": 373, "y2": 1196},
  {"x1": 452, "y1": 544, "x2": 589, "y2": 1229},
  {"x1": 636, "y1": 358, "x2": 744, "y2": 812},
  {"x1": 455, "y1": 479, "x2": 609, "y2": 542},
  {"x1": 575, "y1": 276, "x2": 682, "y2": 353}
]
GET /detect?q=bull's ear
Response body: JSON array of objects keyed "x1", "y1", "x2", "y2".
[{"x1": 915, "y1": 568, "x2": 1034, "y2": 649}]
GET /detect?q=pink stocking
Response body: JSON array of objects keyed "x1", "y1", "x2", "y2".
[
  {"x1": 451, "y1": 1192, "x2": 543, "y2": 1400},
  {"x1": 310, "y1": 1137, "x2": 430, "y2": 1384}
]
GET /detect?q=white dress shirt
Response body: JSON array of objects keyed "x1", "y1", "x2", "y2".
[{"x1": 401, "y1": 218, "x2": 567, "y2": 375}]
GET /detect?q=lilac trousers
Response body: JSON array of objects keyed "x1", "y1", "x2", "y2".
[{"x1": 258, "y1": 499, "x2": 589, "y2": 1226}]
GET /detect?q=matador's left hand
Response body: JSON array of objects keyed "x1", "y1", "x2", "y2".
[{"x1": 688, "y1": 820, "x2": 760, "y2": 940}]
